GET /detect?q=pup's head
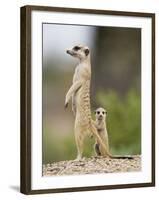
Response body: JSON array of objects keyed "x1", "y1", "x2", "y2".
[
  {"x1": 66, "y1": 44, "x2": 90, "y2": 60},
  {"x1": 95, "y1": 107, "x2": 107, "y2": 121}
]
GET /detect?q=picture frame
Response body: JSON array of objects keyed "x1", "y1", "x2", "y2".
[{"x1": 20, "y1": 5, "x2": 155, "y2": 194}]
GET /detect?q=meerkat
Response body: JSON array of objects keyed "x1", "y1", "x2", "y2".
[
  {"x1": 94, "y1": 107, "x2": 109, "y2": 156},
  {"x1": 94, "y1": 107, "x2": 133, "y2": 159},
  {"x1": 65, "y1": 44, "x2": 110, "y2": 160}
]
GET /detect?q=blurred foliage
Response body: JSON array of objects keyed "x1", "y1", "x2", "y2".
[{"x1": 43, "y1": 89, "x2": 141, "y2": 164}]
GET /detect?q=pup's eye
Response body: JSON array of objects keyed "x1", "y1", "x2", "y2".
[
  {"x1": 97, "y1": 111, "x2": 100, "y2": 114},
  {"x1": 73, "y1": 46, "x2": 81, "y2": 51},
  {"x1": 102, "y1": 112, "x2": 105, "y2": 115}
]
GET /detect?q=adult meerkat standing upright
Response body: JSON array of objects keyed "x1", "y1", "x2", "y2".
[{"x1": 65, "y1": 44, "x2": 110, "y2": 160}]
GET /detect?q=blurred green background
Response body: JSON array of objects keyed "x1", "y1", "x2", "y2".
[{"x1": 42, "y1": 24, "x2": 141, "y2": 164}]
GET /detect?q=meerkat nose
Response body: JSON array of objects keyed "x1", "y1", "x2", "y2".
[{"x1": 66, "y1": 50, "x2": 69, "y2": 54}]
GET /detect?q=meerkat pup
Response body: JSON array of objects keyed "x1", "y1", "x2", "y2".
[
  {"x1": 94, "y1": 107, "x2": 110, "y2": 156},
  {"x1": 94, "y1": 107, "x2": 133, "y2": 159},
  {"x1": 65, "y1": 44, "x2": 110, "y2": 160}
]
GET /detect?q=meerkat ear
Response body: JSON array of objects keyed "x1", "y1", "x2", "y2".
[{"x1": 84, "y1": 48, "x2": 89, "y2": 56}]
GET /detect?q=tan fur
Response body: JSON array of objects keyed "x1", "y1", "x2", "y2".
[{"x1": 65, "y1": 45, "x2": 109, "y2": 160}]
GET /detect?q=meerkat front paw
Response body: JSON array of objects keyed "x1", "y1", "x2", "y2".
[
  {"x1": 64, "y1": 102, "x2": 68, "y2": 108},
  {"x1": 64, "y1": 98, "x2": 69, "y2": 108}
]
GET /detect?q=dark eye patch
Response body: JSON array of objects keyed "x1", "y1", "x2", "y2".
[
  {"x1": 102, "y1": 111, "x2": 105, "y2": 115},
  {"x1": 73, "y1": 46, "x2": 81, "y2": 51},
  {"x1": 97, "y1": 111, "x2": 100, "y2": 114}
]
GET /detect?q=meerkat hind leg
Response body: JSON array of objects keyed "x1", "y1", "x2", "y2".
[
  {"x1": 74, "y1": 128, "x2": 84, "y2": 161},
  {"x1": 94, "y1": 143, "x2": 101, "y2": 156}
]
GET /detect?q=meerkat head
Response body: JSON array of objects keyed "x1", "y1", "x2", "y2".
[
  {"x1": 95, "y1": 107, "x2": 107, "y2": 121},
  {"x1": 66, "y1": 44, "x2": 90, "y2": 60}
]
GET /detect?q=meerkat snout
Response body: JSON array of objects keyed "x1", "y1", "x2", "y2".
[
  {"x1": 66, "y1": 49, "x2": 70, "y2": 54},
  {"x1": 66, "y1": 49, "x2": 76, "y2": 56},
  {"x1": 95, "y1": 107, "x2": 107, "y2": 121}
]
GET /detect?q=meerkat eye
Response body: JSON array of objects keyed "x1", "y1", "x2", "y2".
[
  {"x1": 73, "y1": 46, "x2": 81, "y2": 51},
  {"x1": 84, "y1": 48, "x2": 89, "y2": 56},
  {"x1": 102, "y1": 111, "x2": 105, "y2": 115},
  {"x1": 97, "y1": 111, "x2": 100, "y2": 114}
]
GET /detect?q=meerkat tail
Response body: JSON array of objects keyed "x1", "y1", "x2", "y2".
[
  {"x1": 110, "y1": 155, "x2": 133, "y2": 159},
  {"x1": 90, "y1": 121, "x2": 111, "y2": 157}
]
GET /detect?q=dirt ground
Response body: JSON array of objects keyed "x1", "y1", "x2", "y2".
[{"x1": 43, "y1": 155, "x2": 141, "y2": 176}]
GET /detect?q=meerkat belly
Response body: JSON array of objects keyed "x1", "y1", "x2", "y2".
[{"x1": 75, "y1": 81, "x2": 91, "y2": 128}]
